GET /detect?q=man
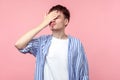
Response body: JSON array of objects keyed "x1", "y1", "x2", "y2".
[{"x1": 15, "y1": 4, "x2": 89, "y2": 80}]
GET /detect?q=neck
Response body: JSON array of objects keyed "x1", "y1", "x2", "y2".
[{"x1": 52, "y1": 30, "x2": 68, "y2": 39}]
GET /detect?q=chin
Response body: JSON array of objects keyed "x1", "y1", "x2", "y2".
[
  {"x1": 50, "y1": 28, "x2": 58, "y2": 31},
  {"x1": 49, "y1": 26, "x2": 61, "y2": 31},
  {"x1": 51, "y1": 28, "x2": 56, "y2": 31}
]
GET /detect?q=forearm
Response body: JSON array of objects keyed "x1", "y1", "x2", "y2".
[
  {"x1": 15, "y1": 11, "x2": 59, "y2": 49},
  {"x1": 15, "y1": 23, "x2": 45, "y2": 49}
]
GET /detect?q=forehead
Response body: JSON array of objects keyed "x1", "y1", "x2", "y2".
[
  {"x1": 57, "y1": 11, "x2": 65, "y2": 18},
  {"x1": 50, "y1": 10, "x2": 65, "y2": 17}
]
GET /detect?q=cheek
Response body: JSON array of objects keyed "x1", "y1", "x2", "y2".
[{"x1": 56, "y1": 19, "x2": 64, "y2": 24}]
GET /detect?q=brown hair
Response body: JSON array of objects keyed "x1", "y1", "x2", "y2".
[{"x1": 49, "y1": 4, "x2": 70, "y2": 21}]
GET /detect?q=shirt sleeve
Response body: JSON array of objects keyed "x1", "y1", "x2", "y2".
[
  {"x1": 80, "y1": 44, "x2": 89, "y2": 80},
  {"x1": 19, "y1": 38, "x2": 39, "y2": 56}
]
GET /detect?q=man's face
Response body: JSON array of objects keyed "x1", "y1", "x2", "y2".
[{"x1": 49, "y1": 11, "x2": 68, "y2": 31}]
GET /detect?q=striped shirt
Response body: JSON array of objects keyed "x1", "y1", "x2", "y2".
[{"x1": 19, "y1": 35, "x2": 89, "y2": 80}]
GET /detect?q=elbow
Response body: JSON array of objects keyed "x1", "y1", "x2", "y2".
[{"x1": 14, "y1": 42, "x2": 24, "y2": 50}]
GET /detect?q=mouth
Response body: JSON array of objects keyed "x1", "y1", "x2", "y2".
[{"x1": 49, "y1": 21, "x2": 56, "y2": 27}]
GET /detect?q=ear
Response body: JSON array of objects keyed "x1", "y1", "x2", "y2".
[{"x1": 64, "y1": 18, "x2": 69, "y2": 26}]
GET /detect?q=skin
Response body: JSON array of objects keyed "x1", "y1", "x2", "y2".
[
  {"x1": 15, "y1": 10, "x2": 69, "y2": 49},
  {"x1": 49, "y1": 11, "x2": 69, "y2": 39}
]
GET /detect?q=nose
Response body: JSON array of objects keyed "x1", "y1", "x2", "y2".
[{"x1": 49, "y1": 19, "x2": 55, "y2": 25}]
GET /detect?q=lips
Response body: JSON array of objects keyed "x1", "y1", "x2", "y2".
[{"x1": 49, "y1": 21, "x2": 56, "y2": 27}]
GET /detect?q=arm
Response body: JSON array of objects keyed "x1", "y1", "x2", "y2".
[
  {"x1": 82, "y1": 54, "x2": 89, "y2": 80},
  {"x1": 15, "y1": 11, "x2": 59, "y2": 49},
  {"x1": 81, "y1": 44, "x2": 89, "y2": 80}
]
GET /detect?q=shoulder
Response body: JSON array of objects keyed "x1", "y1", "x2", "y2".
[{"x1": 68, "y1": 35, "x2": 82, "y2": 44}]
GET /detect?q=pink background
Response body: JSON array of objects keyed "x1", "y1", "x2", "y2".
[{"x1": 1, "y1": 0, "x2": 120, "y2": 80}]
